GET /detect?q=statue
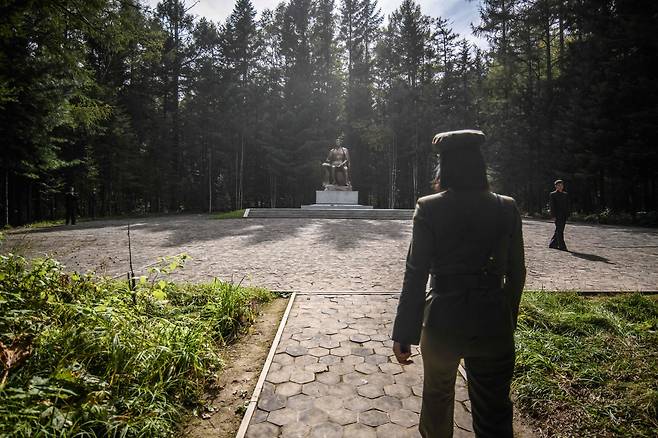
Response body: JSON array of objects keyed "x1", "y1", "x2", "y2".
[{"x1": 322, "y1": 140, "x2": 352, "y2": 191}]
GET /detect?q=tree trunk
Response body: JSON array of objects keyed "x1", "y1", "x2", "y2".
[{"x1": 4, "y1": 168, "x2": 8, "y2": 227}]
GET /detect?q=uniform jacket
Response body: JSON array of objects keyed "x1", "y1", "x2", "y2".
[
  {"x1": 549, "y1": 190, "x2": 570, "y2": 220},
  {"x1": 392, "y1": 190, "x2": 526, "y2": 346}
]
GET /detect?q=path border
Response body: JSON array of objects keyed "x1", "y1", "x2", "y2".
[{"x1": 235, "y1": 292, "x2": 297, "y2": 438}]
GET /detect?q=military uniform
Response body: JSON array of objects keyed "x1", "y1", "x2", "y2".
[
  {"x1": 549, "y1": 188, "x2": 569, "y2": 250},
  {"x1": 392, "y1": 131, "x2": 526, "y2": 438},
  {"x1": 65, "y1": 190, "x2": 78, "y2": 225}
]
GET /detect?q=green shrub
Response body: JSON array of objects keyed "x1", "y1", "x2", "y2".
[{"x1": 0, "y1": 254, "x2": 272, "y2": 437}]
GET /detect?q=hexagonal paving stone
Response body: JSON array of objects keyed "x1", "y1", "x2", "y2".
[
  {"x1": 258, "y1": 394, "x2": 287, "y2": 412},
  {"x1": 292, "y1": 332, "x2": 313, "y2": 341},
  {"x1": 266, "y1": 368, "x2": 292, "y2": 384},
  {"x1": 455, "y1": 380, "x2": 469, "y2": 402},
  {"x1": 384, "y1": 384, "x2": 412, "y2": 398},
  {"x1": 316, "y1": 371, "x2": 341, "y2": 385},
  {"x1": 357, "y1": 384, "x2": 384, "y2": 399},
  {"x1": 294, "y1": 355, "x2": 319, "y2": 367},
  {"x1": 329, "y1": 347, "x2": 351, "y2": 357},
  {"x1": 359, "y1": 409, "x2": 389, "y2": 427},
  {"x1": 402, "y1": 396, "x2": 422, "y2": 413},
  {"x1": 319, "y1": 355, "x2": 341, "y2": 365},
  {"x1": 374, "y1": 346, "x2": 392, "y2": 356},
  {"x1": 342, "y1": 355, "x2": 366, "y2": 366},
  {"x1": 367, "y1": 373, "x2": 395, "y2": 387},
  {"x1": 390, "y1": 409, "x2": 419, "y2": 428},
  {"x1": 298, "y1": 407, "x2": 329, "y2": 426},
  {"x1": 327, "y1": 408, "x2": 357, "y2": 425},
  {"x1": 375, "y1": 422, "x2": 409, "y2": 437},
  {"x1": 310, "y1": 422, "x2": 343, "y2": 438},
  {"x1": 372, "y1": 395, "x2": 403, "y2": 412},
  {"x1": 355, "y1": 363, "x2": 380, "y2": 375},
  {"x1": 246, "y1": 421, "x2": 280, "y2": 438},
  {"x1": 343, "y1": 372, "x2": 369, "y2": 386},
  {"x1": 281, "y1": 421, "x2": 311, "y2": 438},
  {"x1": 261, "y1": 381, "x2": 276, "y2": 397},
  {"x1": 329, "y1": 363, "x2": 355, "y2": 375},
  {"x1": 302, "y1": 381, "x2": 329, "y2": 397},
  {"x1": 319, "y1": 338, "x2": 341, "y2": 349},
  {"x1": 286, "y1": 345, "x2": 309, "y2": 357},
  {"x1": 308, "y1": 347, "x2": 330, "y2": 357},
  {"x1": 395, "y1": 372, "x2": 422, "y2": 387},
  {"x1": 351, "y1": 346, "x2": 374, "y2": 356},
  {"x1": 276, "y1": 381, "x2": 302, "y2": 398},
  {"x1": 379, "y1": 363, "x2": 404, "y2": 375},
  {"x1": 343, "y1": 395, "x2": 373, "y2": 412},
  {"x1": 305, "y1": 363, "x2": 329, "y2": 373},
  {"x1": 314, "y1": 395, "x2": 344, "y2": 411},
  {"x1": 268, "y1": 407, "x2": 299, "y2": 426},
  {"x1": 344, "y1": 423, "x2": 377, "y2": 437},
  {"x1": 350, "y1": 333, "x2": 371, "y2": 343},
  {"x1": 287, "y1": 393, "x2": 315, "y2": 411},
  {"x1": 252, "y1": 409, "x2": 268, "y2": 424},
  {"x1": 365, "y1": 354, "x2": 388, "y2": 365},
  {"x1": 330, "y1": 333, "x2": 349, "y2": 343},
  {"x1": 290, "y1": 369, "x2": 315, "y2": 384},
  {"x1": 327, "y1": 382, "x2": 357, "y2": 397}
]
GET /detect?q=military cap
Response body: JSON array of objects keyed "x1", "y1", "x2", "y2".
[{"x1": 432, "y1": 129, "x2": 486, "y2": 153}]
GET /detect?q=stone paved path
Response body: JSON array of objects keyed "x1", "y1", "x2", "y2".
[
  {"x1": 5, "y1": 215, "x2": 657, "y2": 292},
  {"x1": 244, "y1": 294, "x2": 474, "y2": 438}
]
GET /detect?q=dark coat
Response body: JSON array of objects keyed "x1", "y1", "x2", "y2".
[
  {"x1": 392, "y1": 190, "x2": 526, "y2": 345},
  {"x1": 549, "y1": 190, "x2": 570, "y2": 220}
]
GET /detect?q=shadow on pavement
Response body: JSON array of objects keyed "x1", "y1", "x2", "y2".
[
  {"x1": 569, "y1": 251, "x2": 613, "y2": 264},
  {"x1": 317, "y1": 219, "x2": 408, "y2": 250}
]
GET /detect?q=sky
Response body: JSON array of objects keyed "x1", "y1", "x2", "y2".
[{"x1": 144, "y1": 0, "x2": 486, "y2": 47}]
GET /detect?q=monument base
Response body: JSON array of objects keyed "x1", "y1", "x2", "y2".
[{"x1": 301, "y1": 190, "x2": 373, "y2": 210}]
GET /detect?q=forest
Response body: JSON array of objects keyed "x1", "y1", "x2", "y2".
[{"x1": 1, "y1": 0, "x2": 656, "y2": 225}]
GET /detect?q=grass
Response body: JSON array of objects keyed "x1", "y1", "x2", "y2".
[
  {"x1": 0, "y1": 254, "x2": 272, "y2": 437},
  {"x1": 514, "y1": 292, "x2": 658, "y2": 437},
  {"x1": 213, "y1": 210, "x2": 245, "y2": 219}
]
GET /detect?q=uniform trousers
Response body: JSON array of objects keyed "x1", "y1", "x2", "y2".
[
  {"x1": 549, "y1": 217, "x2": 567, "y2": 250},
  {"x1": 419, "y1": 328, "x2": 515, "y2": 438}
]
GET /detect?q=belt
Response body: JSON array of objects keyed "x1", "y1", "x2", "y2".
[{"x1": 431, "y1": 274, "x2": 504, "y2": 293}]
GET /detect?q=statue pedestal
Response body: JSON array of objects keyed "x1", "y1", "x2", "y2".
[{"x1": 301, "y1": 191, "x2": 373, "y2": 210}]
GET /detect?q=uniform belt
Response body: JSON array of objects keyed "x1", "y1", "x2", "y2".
[{"x1": 431, "y1": 274, "x2": 504, "y2": 293}]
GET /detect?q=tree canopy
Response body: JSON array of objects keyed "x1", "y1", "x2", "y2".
[{"x1": 1, "y1": 0, "x2": 656, "y2": 225}]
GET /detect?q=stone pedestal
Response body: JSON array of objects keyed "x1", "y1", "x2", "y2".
[
  {"x1": 301, "y1": 190, "x2": 373, "y2": 210},
  {"x1": 316, "y1": 190, "x2": 358, "y2": 205}
]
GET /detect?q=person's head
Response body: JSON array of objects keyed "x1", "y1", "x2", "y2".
[
  {"x1": 431, "y1": 130, "x2": 489, "y2": 192},
  {"x1": 554, "y1": 179, "x2": 564, "y2": 192}
]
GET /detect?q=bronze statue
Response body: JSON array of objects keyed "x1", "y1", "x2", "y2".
[{"x1": 322, "y1": 141, "x2": 352, "y2": 190}]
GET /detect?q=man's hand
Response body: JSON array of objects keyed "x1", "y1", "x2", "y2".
[{"x1": 393, "y1": 341, "x2": 413, "y2": 365}]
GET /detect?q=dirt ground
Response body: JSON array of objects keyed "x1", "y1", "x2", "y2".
[
  {"x1": 183, "y1": 297, "x2": 288, "y2": 438},
  {"x1": 4, "y1": 215, "x2": 657, "y2": 292}
]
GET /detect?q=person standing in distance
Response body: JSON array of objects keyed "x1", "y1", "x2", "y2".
[
  {"x1": 549, "y1": 179, "x2": 569, "y2": 251},
  {"x1": 65, "y1": 187, "x2": 78, "y2": 225},
  {"x1": 391, "y1": 130, "x2": 526, "y2": 438}
]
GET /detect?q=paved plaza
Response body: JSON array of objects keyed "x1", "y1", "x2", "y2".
[
  {"x1": 244, "y1": 294, "x2": 474, "y2": 438},
  {"x1": 5, "y1": 215, "x2": 655, "y2": 437},
  {"x1": 5, "y1": 215, "x2": 657, "y2": 292}
]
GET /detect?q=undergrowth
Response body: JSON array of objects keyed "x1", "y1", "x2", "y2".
[
  {"x1": 0, "y1": 254, "x2": 272, "y2": 437},
  {"x1": 514, "y1": 292, "x2": 658, "y2": 437},
  {"x1": 213, "y1": 210, "x2": 245, "y2": 219}
]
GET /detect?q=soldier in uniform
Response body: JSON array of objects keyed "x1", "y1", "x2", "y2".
[
  {"x1": 391, "y1": 130, "x2": 526, "y2": 438},
  {"x1": 65, "y1": 187, "x2": 78, "y2": 225},
  {"x1": 549, "y1": 179, "x2": 569, "y2": 251}
]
